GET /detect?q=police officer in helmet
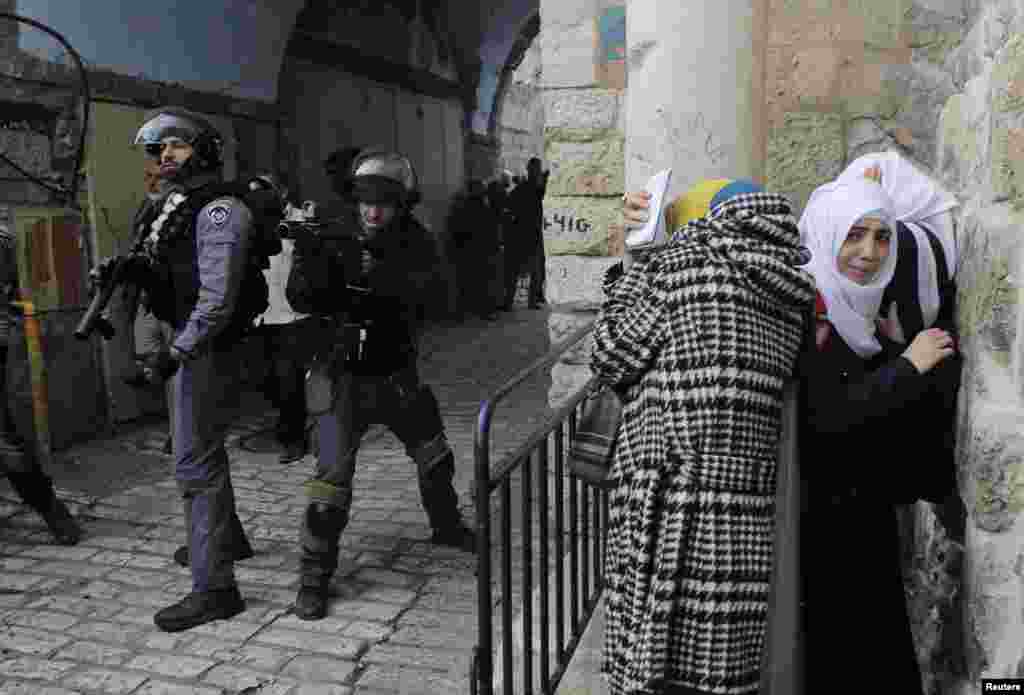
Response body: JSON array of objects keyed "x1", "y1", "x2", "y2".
[
  {"x1": 287, "y1": 148, "x2": 476, "y2": 621},
  {"x1": 121, "y1": 106, "x2": 258, "y2": 631}
]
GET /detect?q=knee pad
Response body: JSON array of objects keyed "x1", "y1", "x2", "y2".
[{"x1": 304, "y1": 479, "x2": 353, "y2": 509}]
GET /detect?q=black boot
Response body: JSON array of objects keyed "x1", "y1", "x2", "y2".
[
  {"x1": 173, "y1": 510, "x2": 254, "y2": 567},
  {"x1": 7, "y1": 470, "x2": 82, "y2": 545},
  {"x1": 153, "y1": 586, "x2": 245, "y2": 632},
  {"x1": 420, "y1": 453, "x2": 476, "y2": 553},
  {"x1": 294, "y1": 502, "x2": 347, "y2": 621},
  {"x1": 294, "y1": 573, "x2": 331, "y2": 621},
  {"x1": 431, "y1": 521, "x2": 477, "y2": 553}
]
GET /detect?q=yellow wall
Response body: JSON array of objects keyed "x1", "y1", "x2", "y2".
[{"x1": 85, "y1": 101, "x2": 150, "y2": 260}]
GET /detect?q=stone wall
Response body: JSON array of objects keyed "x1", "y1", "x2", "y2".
[
  {"x1": 936, "y1": 2, "x2": 1024, "y2": 689},
  {"x1": 535, "y1": 0, "x2": 627, "y2": 406},
  {"x1": 497, "y1": 36, "x2": 544, "y2": 178},
  {"x1": 540, "y1": 0, "x2": 625, "y2": 265}
]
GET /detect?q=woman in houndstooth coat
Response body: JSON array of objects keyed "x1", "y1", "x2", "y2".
[{"x1": 592, "y1": 183, "x2": 816, "y2": 695}]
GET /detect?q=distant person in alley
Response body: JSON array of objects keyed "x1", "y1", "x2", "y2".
[{"x1": 504, "y1": 157, "x2": 548, "y2": 309}]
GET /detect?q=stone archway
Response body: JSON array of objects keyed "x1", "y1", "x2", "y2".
[{"x1": 489, "y1": 11, "x2": 542, "y2": 180}]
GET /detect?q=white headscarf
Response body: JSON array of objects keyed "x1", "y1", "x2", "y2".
[
  {"x1": 837, "y1": 150, "x2": 959, "y2": 278},
  {"x1": 799, "y1": 179, "x2": 898, "y2": 358},
  {"x1": 836, "y1": 152, "x2": 960, "y2": 342}
]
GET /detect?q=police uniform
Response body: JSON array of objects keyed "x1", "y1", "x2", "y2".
[
  {"x1": 122, "y1": 107, "x2": 260, "y2": 632},
  {"x1": 286, "y1": 150, "x2": 475, "y2": 620}
]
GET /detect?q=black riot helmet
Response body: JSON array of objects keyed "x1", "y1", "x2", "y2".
[
  {"x1": 133, "y1": 106, "x2": 224, "y2": 174},
  {"x1": 348, "y1": 148, "x2": 421, "y2": 208}
]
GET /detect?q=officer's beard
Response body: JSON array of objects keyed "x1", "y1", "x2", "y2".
[
  {"x1": 159, "y1": 155, "x2": 214, "y2": 188},
  {"x1": 146, "y1": 173, "x2": 176, "y2": 202}
]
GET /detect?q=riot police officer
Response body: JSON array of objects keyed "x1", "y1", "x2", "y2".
[
  {"x1": 111, "y1": 106, "x2": 259, "y2": 631},
  {"x1": 287, "y1": 149, "x2": 476, "y2": 621}
]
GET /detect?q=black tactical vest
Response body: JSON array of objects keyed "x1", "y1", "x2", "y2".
[{"x1": 141, "y1": 182, "x2": 271, "y2": 348}]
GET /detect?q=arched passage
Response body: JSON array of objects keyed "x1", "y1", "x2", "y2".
[{"x1": 489, "y1": 11, "x2": 542, "y2": 179}]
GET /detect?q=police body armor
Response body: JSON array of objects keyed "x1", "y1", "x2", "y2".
[{"x1": 139, "y1": 181, "x2": 277, "y2": 349}]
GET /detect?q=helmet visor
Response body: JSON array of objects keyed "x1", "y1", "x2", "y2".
[{"x1": 133, "y1": 113, "x2": 200, "y2": 147}]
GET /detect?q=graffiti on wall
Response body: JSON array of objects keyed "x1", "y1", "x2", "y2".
[
  {"x1": 544, "y1": 212, "x2": 592, "y2": 235},
  {"x1": 596, "y1": 6, "x2": 626, "y2": 89}
]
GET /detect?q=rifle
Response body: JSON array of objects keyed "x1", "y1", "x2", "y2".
[
  {"x1": 73, "y1": 243, "x2": 148, "y2": 341},
  {"x1": 277, "y1": 200, "x2": 360, "y2": 244},
  {"x1": 75, "y1": 175, "x2": 287, "y2": 342}
]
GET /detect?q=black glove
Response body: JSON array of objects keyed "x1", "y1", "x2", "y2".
[
  {"x1": 87, "y1": 257, "x2": 119, "y2": 293},
  {"x1": 292, "y1": 229, "x2": 321, "y2": 259},
  {"x1": 146, "y1": 347, "x2": 180, "y2": 382},
  {"x1": 88, "y1": 255, "x2": 150, "y2": 294}
]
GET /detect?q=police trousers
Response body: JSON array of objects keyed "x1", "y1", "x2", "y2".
[
  {"x1": 172, "y1": 343, "x2": 245, "y2": 592},
  {"x1": 300, "y1": 365, "x2": 460, "y2": 574},
  {"x1": 259, "y1": 317, "x2": 318, "y2": 446}
]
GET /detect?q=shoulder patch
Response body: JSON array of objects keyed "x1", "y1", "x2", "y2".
[{"x1": 206, "y1": 200, "x2": 233, "y2": 227}]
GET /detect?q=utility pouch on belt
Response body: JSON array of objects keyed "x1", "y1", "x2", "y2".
[{"x1": 305, "y1": 317, "x2": 367, "y2": 415}]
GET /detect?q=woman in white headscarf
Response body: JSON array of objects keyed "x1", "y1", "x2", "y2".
[
  {"x1": 838, "y1": 151, "x2": 959, "y2": 343},
  {"x1": 797, "y1": 178, "x2": 959, "y2": 695}
]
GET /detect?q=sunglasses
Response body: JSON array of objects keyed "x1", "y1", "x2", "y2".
[{"x1": 143, "y1": 139, "x2": 190, "y2": 158}]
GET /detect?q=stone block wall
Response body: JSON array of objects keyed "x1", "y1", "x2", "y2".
[
  {"x1": 937, "y1": 2, "x2": 1024, "y2": 687},
  {"x1": 763, "y1": 0, "x2": 928, "y2": 214},
  {"x1": 540, "y1": 0, "x2": 626, "y2": 270},
  {"x1": 498, "y1": 37, "x2": 544, "y2": 177},
  {"x1": 535, "y1": 0, "x2": 627, "y2": 405}
]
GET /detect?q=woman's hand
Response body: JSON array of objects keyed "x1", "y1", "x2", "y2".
[
  {"x1": 902, "y1": 327, "x2": 956, "y2": 374},
  {"x1": 622, "y1": 191, "x2": 652, "y2": 229}
]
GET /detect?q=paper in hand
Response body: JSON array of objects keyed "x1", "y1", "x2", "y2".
[{"x1": 625, "y1": 169, "x2": 673, "y2": 251}]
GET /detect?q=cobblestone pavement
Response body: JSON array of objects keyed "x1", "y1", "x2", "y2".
[{"x1": 0, "y1": 306, "x2": 570, "y2": 695}]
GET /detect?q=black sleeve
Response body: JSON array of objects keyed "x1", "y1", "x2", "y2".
[
  {"x1": 286, "y1": 238, "x2": 359, "y2": 316},
  {"x1": 804, "y1": 350, "x2": 928, "y2": 437},
  {"x1": 365, "y1": 229, "x2": 437, "y2": 324},
  {"x1": 911, "y1": 352, "x2": 962, "y2": 503}
]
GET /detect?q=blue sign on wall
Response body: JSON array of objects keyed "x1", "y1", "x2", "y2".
[{"x1": 598, "y1": 6, "x2": 626, "y2": 63}]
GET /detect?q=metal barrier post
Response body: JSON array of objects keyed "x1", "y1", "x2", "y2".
[
  {"x1": 475, "y1": 400, "x2": 495, "y2": 695},
  {"x1": 474, "y1": 322, "x2": 598, "y2": 695}
]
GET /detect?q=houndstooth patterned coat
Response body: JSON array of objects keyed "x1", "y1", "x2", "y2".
[{"x1": 592, "y1": 193, "x2": 816, "y2": 695}]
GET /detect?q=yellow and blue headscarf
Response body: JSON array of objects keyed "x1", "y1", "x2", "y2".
[{"x1": 666, "y1": 178, "x2": 764, "y2": 233}]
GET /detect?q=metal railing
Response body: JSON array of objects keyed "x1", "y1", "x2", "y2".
[
  {"x1": 468, "y1": 322, "x2": 807, "y2": 695},
  {"x1": 472, "y1": 321, "x2": 608, "y2": 695}
]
